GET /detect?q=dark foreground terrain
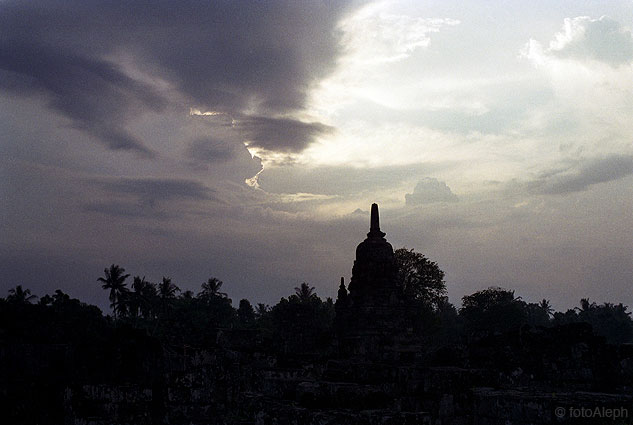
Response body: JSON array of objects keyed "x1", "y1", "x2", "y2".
[{"x1": 2, "y1": 311, "x2": 632, "y2": 425}]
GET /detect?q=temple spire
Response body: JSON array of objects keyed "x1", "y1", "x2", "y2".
[
  {"x1": 370, "y1": 203, "x2": 379, "y2": 232},
  {"x1": 367, "y1": 203, "x2": 386, "y2": 238}
]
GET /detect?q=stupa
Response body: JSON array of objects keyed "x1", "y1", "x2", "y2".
[{"x1": 335, "y1": 203, "x2": 406, "y2": 355}]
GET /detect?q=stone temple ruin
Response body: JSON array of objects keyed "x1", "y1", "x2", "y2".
[{"x1": 335, "y1": 203, "x2": 411, "y2": 358}]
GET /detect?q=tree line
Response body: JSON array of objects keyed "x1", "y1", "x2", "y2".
[{"x1": 2, "y1": 248, "x2": 632, "y2": 349}]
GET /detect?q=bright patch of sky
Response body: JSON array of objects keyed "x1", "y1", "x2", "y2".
[{"x1": 294, "y1": 0, "x2": 633, "y2": 192}]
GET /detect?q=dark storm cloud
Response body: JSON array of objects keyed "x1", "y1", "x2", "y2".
[
  {"x1": 234, "y1": 116, "x2": 334, "y2": 152},
  {"x1": 0, "y1": 0, "x2": 352, "y2": 154}
]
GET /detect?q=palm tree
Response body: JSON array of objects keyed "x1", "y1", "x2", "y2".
[
  {"x1": 129, "y1": 276, "x2": 155, "y2": 319},
  {"x1": 52, "y1": 289, "x2": 70, "y2": 304},
  {"x1": 539, "y1": 299, "x2": 554, "y2": 318},
  {"x1": 577, "y1": 298, "x2": 596, "y2": 313},
  {"x1": 198, "y1": 277, "x2": 226, "y2": 300},
  {"x1": 255, "y1": 303, "x2": 270, "y2": 319},
  {"x1": 294, "y1": 282, "x2": 316, "y2": 303},
  {"x1": 158, "y1": 277, "x2": 180, "y2": 314},
  {"x1": 7, "y1": 285, "x2": 37, "y2": 304},
  {"x1": 97, "y1": 264, "x2": 130, "y2": 320},
  {"x1": 159, "y1": 277, "x2": 180, "y2": 300},
  {"x1": 135, "y1": 277, "x2": 158, "y2": 319}
]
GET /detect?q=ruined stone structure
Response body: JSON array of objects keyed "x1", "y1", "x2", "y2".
[
  {"x1": 347, "y1": 203, "x2": 400, "y2": 313},
  {"x1": 335, "y1": 204, "x2": 408, "y2": 357}
]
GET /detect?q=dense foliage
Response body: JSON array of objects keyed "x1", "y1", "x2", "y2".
[{"x1": 2, "y1": 249, "x2": 632, "y2": 351}]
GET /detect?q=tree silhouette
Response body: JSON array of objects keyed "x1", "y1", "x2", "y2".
[
  {"x1": 238, "y1": 299, "x2": 255, "y2": 325},
  {"x1": 7, "y1": 285, "x2": 37, "y2": 304},
  {"x1": 572, "y1": 299, "x2": 633, "y2": 344},
  {"x1": 577, "y1": 298, "x2": 596, "y2": 313},
  {"x1": 524, "y1": 302, "x2": 551, "y2": 327},
  {"x1": 255, "y1": 303, "x2": 270, "y2": 319},
  {"x1": 460, "y1": 287, "x2": 526, "y2": 336},
  {"x1": 97, "y1": 264, "x2": 130, "y2": 320},
  {"x1": 294, "y1": 282, "x2": 317, "y2": 303},
  {"x1": 39, "y1": 289, "x2": 71, "y2": 307},
  {"x1": 198, "y1": 277, "x2": 226, "y2": 301},
  {"x1": 271, "y1": 284, "x2": 335, "y2": 353},
  {"x1": 52, "y1": 289, "x2": 70, "y2": 304},
  {"x1": 158, "y1": 277, "x2": 180, "y2": 301},
  {"x1": 539, "y1": 299, "x2": 554, "y2": 318},
  {"x1": 394, "y1": 247, "x2": 446, "y2": 310},
  {"x1": 152, "y1": 277, "x2": 180, "y2": 330},
  {"x1": 130, "y1": 276, "x2": 157, "y2": 319}
]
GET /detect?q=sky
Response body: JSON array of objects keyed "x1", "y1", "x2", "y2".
[{"x1": 1, "y1": 0, "x2": 632, "y2": 311}]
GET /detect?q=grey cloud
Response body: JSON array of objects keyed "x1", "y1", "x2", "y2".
[
  {"x1": 234, "y1": 116, "x2": 334, "y2": 153},
  {"x1": 82, "y1": 200, "x2": 172, "y2": 219},
  {"x1": 509, "y1": 155, "x2": 633, "y2": 196},
  {"x1": 551, "y1": 16, "x2": 633, "y2": 66},
  {"x1": 185, "y1": 137, "x2": 263, "y2": 183},
  {"x1": 405, "y1": 178, "x2": 458, "y2": 205},
  {"x1": 83, "y1": 177, "x2": 215, "y2": 218},
  {"x1": 538, "y1": 155, "x2": 633, "y2": 195},
  {"x1": 0, "y1": 0, "x2": 352, "y2": 154},
  {"x1": 187, "y1": 138, "x2": 240, "y2": 163},
  {"x1": 0, "y1": 43, "x2": 165, "y2": 155},
  {"x1": 96, "y1": 177, "x2": 213, "y2": 203}
]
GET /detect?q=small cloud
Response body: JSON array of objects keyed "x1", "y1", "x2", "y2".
[
  {"x1": 522, "y1": 16, "x2": 633, "y2": 67},
  {"x1": 189, "y1": 108, "x2": 224, "y2": 116},
  {"x1": 276, "y1": 192, "x2": 337, "y2": 203},
  {"x1": 342, "y1": 3, "x2": 460, "y2": 64},
  {"x1": 405, "y1": 178, "x2": 458, "y2": 206},
  {"x1": 351, "y1": 208, "x2": 368, "y2": 216}
]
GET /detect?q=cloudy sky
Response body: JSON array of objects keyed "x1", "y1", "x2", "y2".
[{"x1": 2, "y1": 0, "x2": 632, "y2": 311}]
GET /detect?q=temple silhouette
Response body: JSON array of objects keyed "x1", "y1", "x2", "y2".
[{"x1": 335, "y1": 203, "x2": 411, "y2": 357}]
